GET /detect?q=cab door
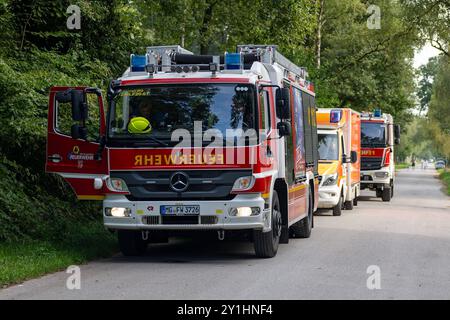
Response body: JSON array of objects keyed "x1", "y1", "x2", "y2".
[{"x1": 46, "y1": 87, "x2": 109, "y2": 200}]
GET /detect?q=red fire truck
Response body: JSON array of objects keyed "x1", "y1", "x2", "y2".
[
  {"x1": 360, "y1": 110, "x2": 400, "y2": 202},
  {"x1": 46, "y1": 45, "x2": 319, "y2": 258}
]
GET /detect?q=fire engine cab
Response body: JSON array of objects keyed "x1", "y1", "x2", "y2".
[
  {"x1": 46, "y1": 45, "x2": 319, "y2": 258},
  {"x1": 360, "y1": 110, "x2": 400, "y2": 202}
]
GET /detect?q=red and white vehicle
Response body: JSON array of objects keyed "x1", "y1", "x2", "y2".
[
  {"x1": 46, "y1": 45, "x2": 320, "y2": 258},
  {"x1": 360, "y1": 110, "x2": 400, "y2": 202}
]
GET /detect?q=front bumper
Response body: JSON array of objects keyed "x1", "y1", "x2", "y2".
[
  {"x1": 360, "y1": 169, "x2": 391, "y2": 189},
  {"x1": 318, "y1": 184, "x2": 341, "y2": 208},
  {"x1": 103, "y1": 194, "x2": 269, "y2": 231}
]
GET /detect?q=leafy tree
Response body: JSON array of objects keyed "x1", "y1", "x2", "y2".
[{"x1": 416, "y1": 56, "x2": 439, "y2": 113}]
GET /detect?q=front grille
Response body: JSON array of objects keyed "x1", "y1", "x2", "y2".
[
  {"x1": 162, "y1": 216, "x2": 199, "y2": 225},
  {"x1": 361, "y1": 157, "x2": 383, "y2": 171},
  {"x1": 200, "y1": 216, "x2": 218, "y2": 225},
  {"x1": 142, "y1": 216, "x2": 160, "y2": 225},
  {"x1": 112, "y1": 170, "x2": 251, "y2": 201},
  {"x1": 142, "y1": 215, "x2": 218, "y2": 225}
]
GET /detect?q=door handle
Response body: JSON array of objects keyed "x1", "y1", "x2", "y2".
[{"x1": 48, "y1": 155, "x2": 62, "y2": 163}]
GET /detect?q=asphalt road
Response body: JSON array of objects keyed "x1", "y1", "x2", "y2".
[{"x1": 1, "y1": 167, "x2": 449, "y2": 300}]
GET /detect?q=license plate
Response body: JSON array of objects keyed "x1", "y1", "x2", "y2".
[
  {"x1": 363, "y1": 176, "x2": 371, "y2": 181},
  {"x1": 160, "y1": 205, "x2": 200, "y2": 215}
]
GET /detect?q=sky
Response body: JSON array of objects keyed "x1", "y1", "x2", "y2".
[{"x1": 413, "y1": 42, "x2": 441, "y2": 69}]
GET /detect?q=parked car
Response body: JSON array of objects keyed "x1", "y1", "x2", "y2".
[{"x1": 435, "y1": 160, "x2": 446, "y2": 169}]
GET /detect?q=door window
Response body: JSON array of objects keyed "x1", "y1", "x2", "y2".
[{"x1": 55, "y1": 91, "x2": 101, "y2": 142}]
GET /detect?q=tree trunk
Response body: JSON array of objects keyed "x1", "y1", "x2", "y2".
[
  {"x1": 315, "y1": 0, "x2": 325, "y2": 69},
  {"x1": 199, "y1": 0, "x2": 216, "y2": 55}
]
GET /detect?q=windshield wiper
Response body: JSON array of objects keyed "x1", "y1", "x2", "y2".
[{"x1": 132, "y1": 136, "x2": 169, "y2": 147}]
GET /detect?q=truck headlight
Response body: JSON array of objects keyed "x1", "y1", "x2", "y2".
[
  {"x1": 231, "y1": 176, "x2": 255, "y2": 192},
  {"x1": 106, "y1": 178, "x2": 129, "y2": 192},
  {"x1": 375, "y1": 172, "x2": 389, "y2": 178},
  {"x1": 322, "y1": 173, "x2": 338, "y2": 186},
  {"x1": 105, "y1": 207, "x2": 131, "y2": 217},
  {"x1": 229, "y1": 207, "x2": 261, "y2": 217}
]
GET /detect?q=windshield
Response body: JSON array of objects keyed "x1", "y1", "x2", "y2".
[
  {"x1": 318, "y1": 133, "x2": 339, "y2": 161},
  {"x1": 108, "y1": 84, "x2": 256, "y2": 146},
  {"x1": 361, "y1": 122, "x2": 386, "y2": 147}
]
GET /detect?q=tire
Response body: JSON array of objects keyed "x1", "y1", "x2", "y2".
[
  {"x1": 344, "y1": 199, "x2": 354, "y2": 210},
  {"x1": 290, "y1": 188, "x2": 313, "y2": 238},
  {"x1": 118, "y1": 230, "x2": 147, "y2": 256},
  {"x1": 376, "y1": 189, "x2": 383, "y2": 198},
  {"x1": 382, "y1": 187, "x2": 392, "y2": 202},
  {"x1": 332, "y1": 193, "x2": 343, "y2": 216},
  {"x1": 254, "y1": 190, "x2": 282, "y2": 258},
  {"x1": 353, "y1": 196, "x2": 358, "y2": 206},
  {"x1": 391, "y1": 184, "x2": 394, "y2": 198}
]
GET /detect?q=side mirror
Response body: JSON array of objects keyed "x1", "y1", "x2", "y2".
[
  {"x1": 277, "y1": 122, "x2": 291, "y2": 137},
  {"x1": 342, "y1": 154, "x2": 348, "y2": 163},
  {"x1": 55, "y1": 90, "x2": 72, "y2": 103},
  {"x1": 351, "y1": 151, "x2": 358, "y2": 164},
  {"x1": 276, "y1": 87, "x2": 291, "y2": 120},
  {"x1": 71, "y1": 90, "x2": 88, "y2": 121},
  {"x1": 394, "y1": 124, "x2": 401, "y2": 144},
  {"x1": 71, "y1": 124, "x2": 87, "y2": 140}
]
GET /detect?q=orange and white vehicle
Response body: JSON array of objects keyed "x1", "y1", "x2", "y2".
[
  {"x1": 316, "y1": 109, "x2": 360, "y2": 216},
  {"x1": 360, "y1": 110, "x2": 400, "y2": 202},
  {"x1": 45, "y1": 45, "x2": 320, "y2": 258}
]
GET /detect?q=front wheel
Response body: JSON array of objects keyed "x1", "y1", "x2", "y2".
[
  {"x1": 382, "y1": 187, "x2": 392, "y2": 202},
  {"x1": 332, "y1": 193, "x2": 343, "y2": 216},
  {"x1": 253, "y1": 190, "x2": 281, "y2": 258}
]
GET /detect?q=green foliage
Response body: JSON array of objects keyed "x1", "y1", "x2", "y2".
[
  {"x1": 395, "y1": 163, "x2": 409, "y2": 170},
  {"x1": 314, "y1": 0, "x2": 418, "y2": 119},
  {"x1": 416, "y1": 56, "x2": 439, "y2": 112},
  {"x1": 427, "y1": 55, "x2": 450, "y2": 160},
  {"x1": 437, "y1": 169, "x2": 450, "y2": 196},
  {"x1": 0, "y1": 157, "x2": 104, "y2": 242}
]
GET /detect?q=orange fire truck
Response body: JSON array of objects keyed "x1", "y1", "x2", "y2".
[
  {"x1": 360, "y1": 110, "x2": 400, "y2": 201},
  {"x1": 46, "y1": 45, "x2": 319, "y2": 258}
]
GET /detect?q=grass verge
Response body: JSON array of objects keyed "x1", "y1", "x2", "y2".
[
  {"x1": 396, "y1": 163, "x2": 409, "y2": 170},
  {"x1": 437, "y1": 169, "x2": 450, "y2": 196},
  {"x1": 0, "y1": 221, "x2": 117, "y2": 288}
]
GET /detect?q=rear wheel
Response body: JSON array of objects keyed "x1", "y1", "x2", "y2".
[
  {"x1": 254, "y1": 190, "x2": 281, "y2": 258},
  {"x1": 332, "y1": 192, "x2": 343, "y2": 216},
  {"x1": 118, "y1": 230, "x2": 147, "y2": 256},
  {"x1": 353, "y1": 196, "x2": 358, "y2": 206},
  {"x1": 376, "y1": 189, "x2": 383, "y2": 198},
  {"x1": 382, "y1": 187, "x2": 392, "y2": 202},
  {"x1": 391, "y1": 184, "x2": 394, "y2": 198},
  {"x1": 290, "y1": 188, "x2": 313, "y2": 238},
  {"x1": 344, "y1": 200, "x2": 353, "y2": 210}
]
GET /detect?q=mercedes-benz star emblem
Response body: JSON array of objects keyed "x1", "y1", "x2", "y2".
[{"x1": 170, "y1": 172, "x2": 189, "y2": 192}]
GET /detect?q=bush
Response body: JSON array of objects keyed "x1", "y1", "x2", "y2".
[{"x1": 0, "y1": 51, "x2": 111, "y2": 242}]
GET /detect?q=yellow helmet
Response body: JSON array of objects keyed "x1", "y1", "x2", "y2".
[{"x1": 128, "y1": 117, "x2": 152, "y2": 134}]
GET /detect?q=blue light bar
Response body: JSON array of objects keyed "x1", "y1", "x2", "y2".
[
  {"x1": 330, "y1": 109, "x2": 342, "y2": 123},
  {"x1": 130, "y1": 54, "x2": 147, "y2": 72},
  {"x1": 374, "y1": 109, "x2": 382, "y2": 117},
  {"x1": 225, "y1": 53, "x2": 243, "y2": 70}
]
